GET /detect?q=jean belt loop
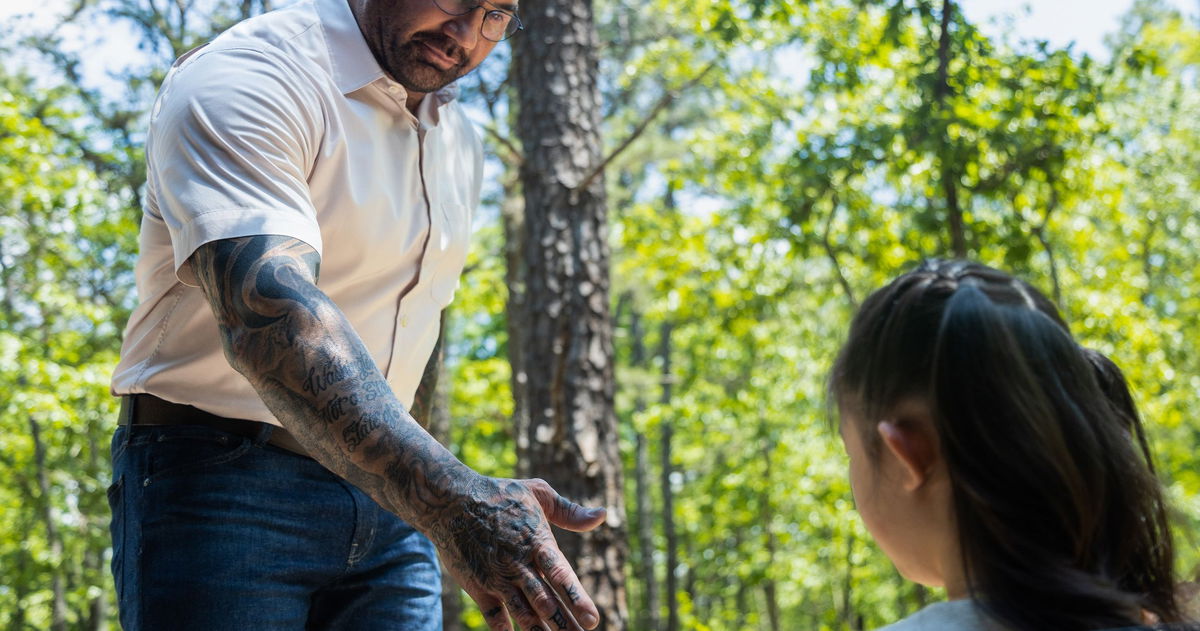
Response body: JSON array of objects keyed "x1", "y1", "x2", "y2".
[{"x1": 253, "y1": 423, "x2": 274, "y2": 447}]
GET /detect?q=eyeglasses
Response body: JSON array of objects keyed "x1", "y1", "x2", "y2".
[{"x1": 431, "y1": 0, "x2": 523, "y2": 42}]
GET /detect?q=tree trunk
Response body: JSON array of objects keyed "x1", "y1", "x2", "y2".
[
  {"x1": 10, "y1": 545, "x2": 28, "y2": 631},
  {"x1": 627, "y1": 306, "x2": 659, "y2": 631},
  {"x1": 409, "y1": 313, "x2": 445, "y2": 430},
  {"x1": 30, "y1": 417, "x2": 69, "y2": 631},
  {"x1": 412, "y1": 314, "x2": 465, "y2": 631},
  {"x1": 935, "y1": 0, "x2": 967, "y2": 258},
  {"x1": 635, "y1": 432, "x2": 659, "y2": 631},
  {"x1": 503, "y1": 190, "x2": 532, "y2": 479},
  {"x1": 511, "y1": 1, "x2": 628, "y2": 627},
  {"x1": 85, "y1": 546, "x2": 107, "y2": 631},
  {"x1": 759, "y1": 431, "x2": 781, "y2": 631},
  {"x1": 658, "y1": 323, "x2": 679, "y2": 631}
]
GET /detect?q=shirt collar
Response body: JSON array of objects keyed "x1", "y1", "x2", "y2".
[{"x1": 317, "y1": 0, "x2": 460, "y2": 105}]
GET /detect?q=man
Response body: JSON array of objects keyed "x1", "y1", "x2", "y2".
[{"x1": 108, "y1": 0, "x2": 604, "y2": 629}]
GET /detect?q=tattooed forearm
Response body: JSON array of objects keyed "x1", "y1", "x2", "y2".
[
  {"x1": 191, "y1": 235, "x2": 604, "y2": 631},
  {"x1": 190, "y1": 235, "x2": 474, "y2": 531}
]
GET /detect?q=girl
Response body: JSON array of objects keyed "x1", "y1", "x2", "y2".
[{"x1": 831, "y1": 259, "x2": 1188, "y2": 630}]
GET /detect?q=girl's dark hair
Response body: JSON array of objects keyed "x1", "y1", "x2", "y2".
[{"x1": 830, "y1": 259, "x2": 1180, "y2": 630}]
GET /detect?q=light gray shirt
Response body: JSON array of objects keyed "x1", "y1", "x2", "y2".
[{"x1": 877, "y1": 600, "x2": 1005, "y2": 631}]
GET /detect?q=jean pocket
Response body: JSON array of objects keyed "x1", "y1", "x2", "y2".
[{"x1": 144, "y1": 427, "x2": 255, "y2": 483}]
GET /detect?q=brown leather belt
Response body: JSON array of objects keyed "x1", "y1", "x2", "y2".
[{"x1": 119, "y1": 394, "x2": 309, "y2": 458}]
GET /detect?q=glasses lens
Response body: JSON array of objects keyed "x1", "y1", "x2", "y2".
[{"x1": 481, "y1": 10, "x2": 518, "y2": 41}]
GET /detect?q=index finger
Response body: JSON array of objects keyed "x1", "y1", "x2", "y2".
[{"x1": 536, "y1": 547, "x2": 599, "y2": 629}]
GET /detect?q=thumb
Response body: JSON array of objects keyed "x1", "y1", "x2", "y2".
[{"x1": 526, "y1": 478, "x2": 607, "y2": 532}]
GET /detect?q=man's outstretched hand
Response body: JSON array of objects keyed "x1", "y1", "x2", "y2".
[{"x1": 428, "y1": 476, "x2": 607, "y2": 631}]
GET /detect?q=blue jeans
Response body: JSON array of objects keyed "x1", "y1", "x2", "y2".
[{"x1": 107, "y1": 423, "x2": 442, "y2": 630}]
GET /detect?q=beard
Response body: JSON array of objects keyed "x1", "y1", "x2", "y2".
[{"x1": 384, "y1": 33, "x2": 470, "y2": 94}]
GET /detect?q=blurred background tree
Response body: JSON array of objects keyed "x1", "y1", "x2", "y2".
[{"x1": 0, "y1": 0, "x2": 1197, "y2": 629}]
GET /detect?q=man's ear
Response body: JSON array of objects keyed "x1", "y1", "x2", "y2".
[{"x1": 877, "y1": 415, "x2": 939, "y2": 492}]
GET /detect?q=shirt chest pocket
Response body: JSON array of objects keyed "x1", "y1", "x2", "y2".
[{"x1": 426, "y1": 201, "x2": 471, "y2": 307}]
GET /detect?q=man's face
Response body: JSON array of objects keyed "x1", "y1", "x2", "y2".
[{"x1": 351, "y1": 0, "x2": 505, "y2": 97}]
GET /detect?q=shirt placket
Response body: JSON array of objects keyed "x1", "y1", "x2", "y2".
[{"x1": 384, "y1": 122, "x2": 443, "y2": 391}]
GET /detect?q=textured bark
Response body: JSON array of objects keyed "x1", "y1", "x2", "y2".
[
  {"x1": 511, "y1": 0, "x2": 628, "y2": 628},
  {"x1": 410, "y1": 313, "x2": 446, "y2": 430}
]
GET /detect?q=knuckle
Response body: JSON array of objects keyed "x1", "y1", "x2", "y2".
[
  {"x1": 554, "y1": 495, "x2": 577, "y2": 514},
  {"x1": 529, "y1": 593, "x2": 556, "y2": 617},
  {"x1": 536, "y1": 549, "x2": 557, "y2": 569},
  {"x1": 547, "y1": 565, "x2": 576, "y2": 586},
  {"x1": 506, "y1": 592, "x2": 531, "y2": 616},
  {"x1": 514, "y1": 609, "x2": 542, "y2": 629}
]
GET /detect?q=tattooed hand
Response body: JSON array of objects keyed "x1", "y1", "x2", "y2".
[
  {"x1": 190, "y1": 235, "x2": 606, "y2": 631},
  {"x1": 429, "y1": 476, "x2": 606, "y2": 631}
]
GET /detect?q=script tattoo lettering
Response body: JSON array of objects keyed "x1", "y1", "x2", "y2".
[
  {"x1": 320, "y1": 393, "x2": 355, "y2": 424},
  {"x1": 343, "y1": 410, "x2": 388, "y2": 452},
  {"x1": 302, "y1": 361, "x2": 353, "y2": 395}
]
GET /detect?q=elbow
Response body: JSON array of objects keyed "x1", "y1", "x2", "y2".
[{"x1": 215, "y1": 321, "x2": 266, "y2": 379}]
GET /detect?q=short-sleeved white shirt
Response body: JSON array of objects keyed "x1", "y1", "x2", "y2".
[{"x1": 111, "y1": 0, "x2": 483, "y2": 424}]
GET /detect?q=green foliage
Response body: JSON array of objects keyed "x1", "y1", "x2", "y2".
[
  {"x1": 0, "y1": 72, "x2": 129, "y2": 629},
  {"x1": 2, "y1": 0, "x2": 1199, "y2": 629},
  {"x1": 599, "y1": 0, "x2": 1200, "y2": 628}
]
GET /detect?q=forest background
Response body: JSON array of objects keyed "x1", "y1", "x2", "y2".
[{"x1": 1, "y1": 0, "x2": 1198, "y2": 629}]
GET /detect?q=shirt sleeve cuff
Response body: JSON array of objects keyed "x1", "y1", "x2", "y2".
[{"x1": 172, "y1": 207, "x2": 324, "y2": 287}]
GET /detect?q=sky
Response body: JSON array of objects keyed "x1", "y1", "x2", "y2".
[
  {"x1": 962, "y1": 0, "x2": 1195, "y2": 56},
  {"x1": 1, "y1": 0, "x2": 1196, "y2": 54},
  {"x1": 0, "y1": 0, "x2": 1196, "y2": 93}
]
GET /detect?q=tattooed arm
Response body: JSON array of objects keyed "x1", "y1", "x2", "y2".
[{"x1": 190, "y1": 235, "x2": 606, "y2": 631}]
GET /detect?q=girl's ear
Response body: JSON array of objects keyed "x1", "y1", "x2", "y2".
[{"x1": 877, "y1": 410, "x2": 939, "y2": 492}]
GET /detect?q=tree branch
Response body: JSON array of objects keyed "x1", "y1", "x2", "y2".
[
  {"x1": 822, "y1": 194, "x2": 858, "y2": 309},
  {"x1": 484, "y1": 124, "x2": 525, "y2": 166},
  {"x1": 575, "y1": 60, "x2": 718, "y2": 194}
]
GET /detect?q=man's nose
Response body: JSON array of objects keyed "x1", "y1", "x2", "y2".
[{"x1": 443, "y1": 8, "x2": 481, "y2": 50}]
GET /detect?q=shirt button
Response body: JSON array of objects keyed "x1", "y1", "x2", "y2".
[
  {"x1": 387, "y1": 84, "x2": 400, "y2": 94},
  {"x1": 400, "y1": 315, "x2": 409, "y2": 327}
]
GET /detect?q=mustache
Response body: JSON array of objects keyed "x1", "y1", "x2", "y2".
[{"x1": 409, "y1": 34, "x2": 468, "y2": 65}]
